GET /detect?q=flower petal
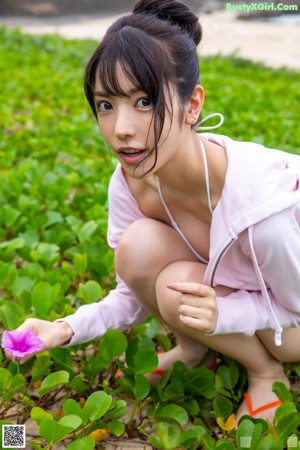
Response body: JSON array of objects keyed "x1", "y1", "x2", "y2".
[
  {"x1": 1, "y1": 330, "x2": 44, "y2": 358},
  {"x1": 217, "y1": 413, "x2": 236, "y2": 431}
]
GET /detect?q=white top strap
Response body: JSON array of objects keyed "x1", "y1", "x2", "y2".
[
  {"x1": 199, "y1": 139, "x2": 214, "y2": 215},
  {"x1": 156, "y1": 174, "x2": 209, "y2": 264}
]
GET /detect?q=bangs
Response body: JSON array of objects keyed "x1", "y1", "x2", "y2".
[{"x1": 96, "y1": 26, "x2": 169, "y2": 103}]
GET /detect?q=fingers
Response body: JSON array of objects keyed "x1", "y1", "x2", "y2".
[
  {"x1": 178, "y1": 303, "x2": 217, "y2": 334},
  {"x1": 167, "y1": 282, "x2": 215, "y2": 297},
  {"x1": 167, "y1": 281, "x2": 218, "y2": 334},
  {"x1": 178, "y1": 313, "x2": 215, "y2": 334}
]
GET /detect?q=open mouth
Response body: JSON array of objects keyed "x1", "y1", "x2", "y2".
[
  {"x1": 119, "y1": 150, "x2": 144, "y2": 156},
  {"x1": 118, "y1": 149, "x2": 147, "y2": 165}
]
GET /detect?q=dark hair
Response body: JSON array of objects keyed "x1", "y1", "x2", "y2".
[{"x1": 84, "y1": 0, "x2": 202, "y2": 175}]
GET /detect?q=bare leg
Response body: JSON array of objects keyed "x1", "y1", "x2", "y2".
[
  {"x1": 116, "y1": 219, "x2": 289, "y2": 422},
  {"x1": 115, "y1": 218, "x2": 213, "y2": 370},
  {"x1": 155, "y1": 260, "x2": 290, "y2": 423}
]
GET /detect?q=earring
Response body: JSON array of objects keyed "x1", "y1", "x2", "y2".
[{"x1": 191, "y1": 118, "x2": 197, "y2": 124}]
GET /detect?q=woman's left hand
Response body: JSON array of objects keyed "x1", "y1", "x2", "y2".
[{"x1": 167, "y1": 282, "x2": 218, "y2": 334}]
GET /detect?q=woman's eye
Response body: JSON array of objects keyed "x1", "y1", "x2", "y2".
[
  {"x1": 136, "y1": 98, "x2": 151, "y2": 108},
  {"x1": 97, "y1": 101, "x2": 112, "y2": 112}
]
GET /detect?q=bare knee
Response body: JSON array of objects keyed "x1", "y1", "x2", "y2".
[
  {"x1": 115, "y1": 218, "x2": 155, "y2": 282},
  {"x1": 155, "y1": 261, "x2": 206, "y2": 327},
  {"x1": 115, "y1": 218, "x2": 197, "y2": 286}
]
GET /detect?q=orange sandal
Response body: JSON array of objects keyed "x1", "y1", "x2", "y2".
[{"x1": 243, "y1": 392, "x2": 281, "y2": 417}]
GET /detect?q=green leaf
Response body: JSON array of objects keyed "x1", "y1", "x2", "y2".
[
  {"x1": 0, "y1": 237, "x2": 25, "y2": 254},
  {"x1": 131, "y1": 315, "x2": 161, "y2": 339},
  {"x1": 0, "y1": 301, "x2": 24, "y2": 329},
  {"x1": 31, "y1": 355, "x2": 52, "y2": 384},
  {"x1": 31, "y1": 281, "x2": 61, "y2": 316},
  {"x1": 28, "y1": 440, "x2": 44, "y2": 449},
  {"x1": 11, "y1": 276, "x2": 35, "y2": 298},
  {"x1": 274, "y1": 402, "x2": 297, "y2": 425},
  {"x1": 2, "y1": 205, "x2": 21, "y2": 227},
  {"x1": 274, "y1": 403, "x2": 300, "y2": 443},
  {"x1": 257, "y1": 429, "x2": 281, "y2": 450},
  {"x1": 31, "y1": 407, "x2": 53, "y2": 425},
  {"x1": 187, "y1": 366, "x2": 216, "y2": 399},
  {"x1": 0, "y1": 368, "x2": 13, "y2": 391},
  {"x1": 133, "y1": 374, "x2": 151, "y2": 400},
  {"x1": 179, "y1": 426, "x2": 206, "y2": 448},
  {"x1": 217, "y1": 364, "x2": 239, "y2": 390},
  {"x1": 108, "y1": 420, "x2": 125, "y2": 437},
  {"x1": 154, "y1": 404, "x2": 189, "y2": 427},
  {"x1": 0, "y1": 261, "x2": 17, "y2": 287},
  {"x1": 77, "y1": 221, "x2": 98, "y2": 243},
  {"x1": 9, "y1": 373, "x2": 26, "y2": 397},
  {"x1": 82, "y1": 391, "x2": 112, "y2": 422},
  {"x1": 44, "y1": 211, "x2": 64, "y2": 228},
  {"x1": 59, "y1": 415, "x2": 82, "y2": 430},
  {"x1": 74, "y1": 253, "x2": 87, "y2": 278},
  {"x1": 182, "y1": 399, "x2": 200, "y2": 416},
  {"x1": 50, "y1": 347, "x2": 75, "y2": 378},
  {"x1": 215, "y1": 439, "x2": 236, "y2": 449},
  {"x1": 236, "y1": 419, "x2": 263, "y2": 450},
  {"x1": 66, "y1": 437, "x2": 95, "y2": 450},
  {"x1": 272, "y1": 381, "x2": 293, "y2": 403},
  {"x1": 30, "y1": 242, "x2": 60, "y2": 267},
  {"x1": 63, "y1": 399, "x2": 83, "y2": 418},
  {"x1": 38, "y1": 370, "x2": 69, "y2": 396},
  {"x1": 19, "y1": 231, "x2": 39, "y2": 248},
  {"x1": 99, "y1": 329, "x2": 128, "y2": 361},
  {"x1": 105, "y1": 400, "x2": 127, "y2": 420},
  {"x1": 134, "y1": 350, "x2": 158, "y2": 374},
  {"x1": 78, "y1": 280, "x2": 102, "y2": 303},
  {"x1": 67, "y1": 375, "x2": 89, "y2": 394},
  {"x1": 158, "y1": 379, "x2": 185, "y2": 402},
  {"x1": 156, "y1": 422, "x2": 181, "y2": 449},
  {"x1": 213, "y1": 396, "x2": 234, "y2": 420},
  {"x1": 39, "y1": 419, "x2": 73, "y2": 445}
]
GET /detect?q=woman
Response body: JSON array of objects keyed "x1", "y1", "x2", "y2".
[{"x1": 6, "y1": 0, "x2": 300, "y2": 423}]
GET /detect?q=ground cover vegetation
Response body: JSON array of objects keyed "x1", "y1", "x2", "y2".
[{"x1": 0, "y1": 26, "x2": 300, "y2": 449}]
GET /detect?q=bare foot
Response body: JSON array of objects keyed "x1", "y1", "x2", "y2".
[
  {"x1": 236, "y1": 370, "x2": 290, "y2": 425},
  {"x1": 147, "y1": 345, "x2": 216, "y2": 383}
]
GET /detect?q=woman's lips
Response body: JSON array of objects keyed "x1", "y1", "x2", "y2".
[{"x1": 118, "y1": 148, "x2": 147, "y2": 165}]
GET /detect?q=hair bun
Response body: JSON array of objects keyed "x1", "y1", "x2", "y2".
[{"x1": 133, "y1": 0, "x2": 202, "y2": 46}]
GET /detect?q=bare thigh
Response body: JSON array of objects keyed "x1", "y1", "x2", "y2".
[{"x1": 257, "y1": 328, "x2": 300, "y2": 362}]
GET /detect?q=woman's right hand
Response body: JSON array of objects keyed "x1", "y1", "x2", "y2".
[{"x1": 5, "y1": 318, "x2": 74, "y2": 364}]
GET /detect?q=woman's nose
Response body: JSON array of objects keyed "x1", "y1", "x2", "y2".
[{"x1": 114, "y1": 109, "x2": 136, "y2": 139}]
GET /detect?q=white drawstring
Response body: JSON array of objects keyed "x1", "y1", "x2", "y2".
[{"x1": 248, "y1": 226, "x2": 283, "y2": 346}]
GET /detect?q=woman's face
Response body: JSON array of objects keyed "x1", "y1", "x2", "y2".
[{"x1": 94, "y1": 64, "x2": 185, "y2": 178}]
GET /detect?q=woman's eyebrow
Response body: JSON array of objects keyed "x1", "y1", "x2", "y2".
[
  {"x1": 94, "y1": 90, "x2": 110, "y2": 98},
  {"x1": 94, "y1": 87, "x2": 143, "y2": 98}
]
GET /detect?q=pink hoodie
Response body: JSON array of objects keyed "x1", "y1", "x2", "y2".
[{"x1": 62, "y1": 133, "x2": 300, "y2": 347}]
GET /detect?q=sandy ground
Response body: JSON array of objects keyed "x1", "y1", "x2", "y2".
[{"x1": 1, "y1": 9, "x2": 300, "y2": 70}]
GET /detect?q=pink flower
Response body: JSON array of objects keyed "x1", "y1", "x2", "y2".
[{"x1": 1, "y1": 330, "x2": 44, "y2": 358}]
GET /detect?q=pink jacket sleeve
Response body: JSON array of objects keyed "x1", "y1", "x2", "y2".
[
  {"x1": 212, "y1": 289, "x2": 300, "y2": 336},
  {"x1": 60, "y1": 165, "x2": 149, "y2": 346}
]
